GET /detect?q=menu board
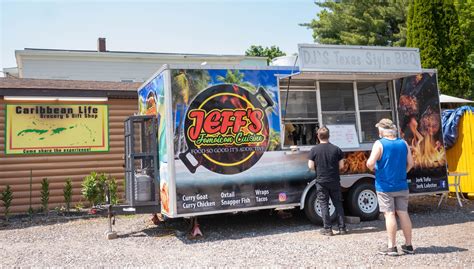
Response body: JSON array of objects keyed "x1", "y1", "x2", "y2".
[{"x1": 326, "y1": 124, "x2": 360, "y2": 149}]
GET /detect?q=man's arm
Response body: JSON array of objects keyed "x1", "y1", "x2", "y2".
[
  {"x1": 338, "y1": 148, "x2": 345, "y2": 171},
  {"x1": 405, "y1": 141, "x2": 414, "y2": 172},
  {"x1": 339, "y1": 159, "x2": 345, "y2": 171},
  {"x1": 308, "y1": 148, "x2": 316, "y2": 170},
  {"x1": 308, "y1": 160, "x2": 315, "y2": 170},
  {"x1": 366, "y1": 141, "x2": 382, "y2": 171}
]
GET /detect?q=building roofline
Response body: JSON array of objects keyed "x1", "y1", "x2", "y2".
[
  {"x1": 16, "y1": 48, "x2": 266, "y2": 60},
  {"x1": 0, "y1": 77, "x2": 140, "y2": 92}
]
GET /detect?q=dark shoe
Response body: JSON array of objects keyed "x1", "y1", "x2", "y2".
[
  {"x1": 378, "y1": 246, "x2": 398, "y2": 256},
  {"x1": 319, "y1": 228, "x2": 333, "y2": 236},
  {"x1": 338, "y1": 227, "x2": 348, "y2": 235},
  {"x1": 401, "y1": 244, "x2": 415, "y2": 254}
]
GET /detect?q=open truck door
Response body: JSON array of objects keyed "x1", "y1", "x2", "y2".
[{"x1": 123, "y1": 115, "x2": 161, "y2": 213}]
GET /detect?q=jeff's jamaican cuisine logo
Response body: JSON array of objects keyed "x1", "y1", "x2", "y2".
[{"x1": 179, "y1": 84, "x2": 273, "y2": 175}]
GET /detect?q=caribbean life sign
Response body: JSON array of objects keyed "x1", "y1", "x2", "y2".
[{"x1": 5, "y1": 104, "x2": 109, "y2": 155}]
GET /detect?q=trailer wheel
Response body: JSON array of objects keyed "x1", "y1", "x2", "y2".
[
  {"x1": 304, "y1": 189, "x2": 336, "y2": 225},
  {"x1": 347, "y1": 182, "x2": 379, "y2": 220}
]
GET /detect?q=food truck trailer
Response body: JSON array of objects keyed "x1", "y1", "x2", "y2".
[{"x1": 120, "y1": 44, "x2": 448, "y2": 228}]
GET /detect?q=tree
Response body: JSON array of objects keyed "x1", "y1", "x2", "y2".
[
  {"x1": 301, "y1": 0, "x2": 409, "y2": 46},
  {"x1": 245, "y1": 45, "x2": 286, "y2": 64},
  {"x1": 454, "y1": 0, "x2": 474, "y2": 51},
  {"x1": 172, "y1": 69, "x2": 210, "y2": 105},
  {"x1": 407, "y1": 0, "x2": 470, "y2": 98},
  {"x1": 171, "y1": 69, "x2": 211, "y2": 153},
  {"x1": 216, "y1": 70, "x2": 255, "y2": 92},
  {"x1": 454, "y1": 0, "x2": 474, "y2": 98}
]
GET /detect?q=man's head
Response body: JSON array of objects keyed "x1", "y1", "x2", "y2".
[
  {"x1": 375, "y1": 118, "x2": 397, "y2": 137},
  {"x1": 317, "y1": 126, "x2": 330, "y2": 142}
]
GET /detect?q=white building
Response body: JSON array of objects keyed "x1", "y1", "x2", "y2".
[{"x1": 9, "y1": 38, "x2": 267, "y2": 82}]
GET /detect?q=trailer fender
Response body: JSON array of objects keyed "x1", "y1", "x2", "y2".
[
  {"x1": 340, "y1": 174, "x2": 375, "y2": 189},
  {"x1": 300, "y1": 179, "x2": 317, "y2": 210}
]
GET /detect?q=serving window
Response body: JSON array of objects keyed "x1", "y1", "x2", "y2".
[
  {"x1": 280, "y1": 91, "x2": 318, "y2": 119},
  {"x1": 320, "y1": 82, "x2": 357, "y2": 127},
  {"x1": 279, "y1": 77, "x2": 396, "y2": 148},
  {"x1": 279, "y1": 79, "x2": 319, "y2": 147},
  {"x1": 357, "y1": 82, "x2": 394, "y2": 142}
]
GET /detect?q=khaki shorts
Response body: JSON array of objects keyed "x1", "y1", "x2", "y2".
[{"x1": 377, "y1": 190, "x2": 409, "y2": 212}]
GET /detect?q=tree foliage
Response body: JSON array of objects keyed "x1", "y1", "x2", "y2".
[
  {"x1": 172, "y1": 70, "x2": 210, "y2": 105},
  {"x1": 301, "y1": 0, "x2": 409, "y2": 46},
  {"x1": 407, "y1": 0, "x2": 470, "y2": 97},
  {"x1": 454, "y1": 0, "x2": 474, "y2": 49},
  {"x1": 454, "y1": 0, "x2": 474, "y2": 98},
  {"x1": 245, "y1": 45, "x2": 286, "y2": 64},
  {"x1": 216, "y1": 70, "x2": 255, "y2": 92}
]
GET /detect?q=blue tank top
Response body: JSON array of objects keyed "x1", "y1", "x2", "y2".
[{"x1": 375, "y1": 138, "x2": 409, "y2": 192}]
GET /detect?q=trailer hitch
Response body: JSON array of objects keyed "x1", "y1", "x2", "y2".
[{"x1": 105, "y1": 186, "x2": 118, "y2": 240}]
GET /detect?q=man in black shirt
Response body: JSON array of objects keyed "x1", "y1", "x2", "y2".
[{"x1": 308, "y1": 126, "x2": 347, "y2": 236}]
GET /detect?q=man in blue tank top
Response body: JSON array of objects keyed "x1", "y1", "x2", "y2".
[{"x1": 367, "y1": 119, "x2": 415, "y2": 256}]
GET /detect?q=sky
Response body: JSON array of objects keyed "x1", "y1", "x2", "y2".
[{"x1": 0, "y1": 0, "x2": 320, "y2": 70}]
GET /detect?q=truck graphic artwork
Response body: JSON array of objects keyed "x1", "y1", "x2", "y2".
[{"x1": 179, "y1": 84, "x2": 273, "y2": 174}]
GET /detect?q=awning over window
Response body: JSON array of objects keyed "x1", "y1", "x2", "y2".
[
  {"x1": 440, "y1": 94, "x2": 474, "y2": 103},
  {"x1": 280, "y1": 71, "x2": 417, "y2": 81}
]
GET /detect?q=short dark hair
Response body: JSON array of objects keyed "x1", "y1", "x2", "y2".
[{"x1": 317, "y1": 126, "x2": 330, "y2": 140}]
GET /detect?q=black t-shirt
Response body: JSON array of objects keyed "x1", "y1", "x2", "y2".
[{"x1": 308, "y1": 143, "x2": 344, "y2": 183}]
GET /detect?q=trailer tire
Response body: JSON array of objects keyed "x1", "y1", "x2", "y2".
[
  {"x1": 304, "y1": 188, "x2": 336, "y2": 225},
  {"x1": 347, "y1": 182, "x2": 379, "y2": 220}
]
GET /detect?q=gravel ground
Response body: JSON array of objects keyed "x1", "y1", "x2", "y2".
[{"x1": 0, "y1": 195, "x2": 473, "y2": 268}]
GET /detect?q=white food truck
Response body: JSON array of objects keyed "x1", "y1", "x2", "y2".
[{"x1": 120, "y1": 44, "x2": 448, "y2": 227}]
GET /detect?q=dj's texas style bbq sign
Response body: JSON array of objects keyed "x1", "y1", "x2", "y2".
[
  {"x1": 5, "y1": 104, "x2": 109, "y2": 155},
  {"x1": 298, "y1": 44, "x2": 422, "y2": 73}
]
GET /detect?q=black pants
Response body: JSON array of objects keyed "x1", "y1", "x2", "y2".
[{"x1": 316, "y1": 182, "x2": 346, "y2": 229}]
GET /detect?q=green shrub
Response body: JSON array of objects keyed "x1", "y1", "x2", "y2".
[
  {"x1": 40, "y1": 178, "x2": 50, "y2": 215},
  {"x1": 75, "y1": 201, "x2": 84, "y2": 212},
  {"x1": 82, "y1": 172, "x2": 120, "y2": 207},
  {"x1": 108, "y1": 176, "x2": 118, "y2": 205},
  {"x1": 95, "y1": 173, "x2": 108, "y2": 205},
  {"x1": 1, "y1": 185, "x2": 13, "y2": 221},
  {"x1": 63, "y1": 178, "x2": 73, "y2": 213},
  {"x1": 82, "y1": 172, "x2": 99, "y2": 207}
]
